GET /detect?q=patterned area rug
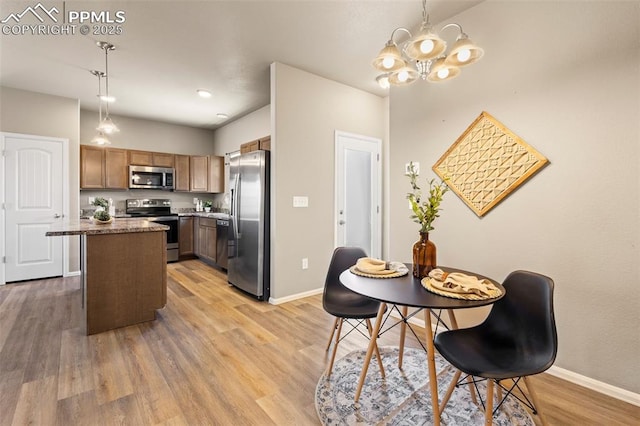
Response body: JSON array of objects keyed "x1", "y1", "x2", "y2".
[{"x1": 315, "y1": 347, "x2": 534, "y2": 425}]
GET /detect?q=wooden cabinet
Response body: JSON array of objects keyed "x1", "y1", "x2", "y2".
[
  {"x1": 259, "y1": 136, "x2": 271, "y2": 151},
  {"x1": 80, "y1": 145, "x2": 128, "y2": 189},
  {"x1": 104, "y1": 148, "x2": 128, "y2": 188},
  {"x1": 129, "y1": 150, "x2": 175, "y2": 168},
  {"x1": 80, "y1": 145, "x2": 105, "y2": 189},
  {"x1": 240, "y1": 139, "x2": 259, "y2": 154},
  {"x1": 174, "y1": 154, "x2": 190, "y2": 192},
  {"x1": 208, "y1": 155, "x2": 224, "y2": 193},
  {"x1": 190, "y1": 156, "x2": 209, "y2": 192},
  {"x1": 153, "y1": 152, "x2": 174, "y2": 168},
  {"x1": 196, "y1": 217, "x2": 217, "y2": 263},
  {"x1": 240, "y1": 136, "x2": 271, "y2": 153},
  {"x1": 179, "y1": 217, "x2": 195, "y2": 258}
]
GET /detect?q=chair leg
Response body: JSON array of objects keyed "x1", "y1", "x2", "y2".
[
  {"x1": 366, "y1": 319, "x2": 385, "y2": 378},
  {"x1": 439, "y1": 369, "x2": 462, "y2": 416},
  {"x1": 485, "y1": 379, "x2": 494, "y2": 426},
  {"x1": 326, "y1": 317, "x2": 339, "y2": 351},
  {"x1": 398, "y1": 305, "x2": 408, "y2": 368},
  {"x1": 523, "y1": 376, "x2": 548, "y2": 426},
  {"x1": 327, "y1": 318, "x2": 343, "y2": 377}
]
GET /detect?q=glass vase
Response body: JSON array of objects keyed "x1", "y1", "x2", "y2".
[{"x1": 412, "y1": 232, "x2": 437, "y2": 279}]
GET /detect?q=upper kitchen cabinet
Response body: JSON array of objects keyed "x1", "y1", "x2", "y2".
[
  {"x1": 240, "y1": 135, "x2": 271, "y2": 153},
  {"x1": 190, "y1": 155, "x2": 209, "y2": 192},
  {"x1": 80, "y1": 145, "x2": 128, "y2": 189},
  {"x1": 208, "y1": 155, "x2": 224, "y2": 193},
  {"x1": 129, "y1": 150, "x2": 175, "y2": 168},
  {"x1": 174, "y1": 154, "x2": 190, "y2": 192}
]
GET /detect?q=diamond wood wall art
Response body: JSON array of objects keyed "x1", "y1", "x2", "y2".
[{"x1": 433, "y1": 111, "x2": 548, "y2": 217}]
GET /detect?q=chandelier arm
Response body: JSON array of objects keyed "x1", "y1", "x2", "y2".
[
  {"x1": 440, "y1": 22, "x2": 467, "y2": 39},
  {"x1": 390, "y1": 27, "x2": 412, "y2": 44}
]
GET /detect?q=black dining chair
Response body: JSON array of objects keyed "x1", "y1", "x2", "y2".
[
  {"x1": 323, "y1": 247, "x2": 385, "y2": 377},
  {"x1": 434, "y1": 270, "x2": 557, "y2": 426}
]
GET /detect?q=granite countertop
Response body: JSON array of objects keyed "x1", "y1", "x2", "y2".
[
  {"x1": 178, "y1": 212, "x2": 230, "y2": 219},
  {"x1": 46, "y1": 218, "x2": 169, "y2": 236}
]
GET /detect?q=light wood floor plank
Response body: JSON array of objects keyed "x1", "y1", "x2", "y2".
[{"x1": 0, "y1": 259, "x2": 638, "y2": 425}]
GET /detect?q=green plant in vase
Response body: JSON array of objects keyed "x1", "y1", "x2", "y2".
[
  {"x1": 92, "y1": 197, "x2": 112, "y2": 223},
  {"x1": 406, "y1": 162, "x2": 449, "y2": 278},
  {"x1": 203, "y1": 200, "x2": 213, "y2": 212}
]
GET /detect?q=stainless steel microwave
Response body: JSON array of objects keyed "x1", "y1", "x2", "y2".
[{"x1": 129, "y1": 165, "x2": 174, "y2": 190}]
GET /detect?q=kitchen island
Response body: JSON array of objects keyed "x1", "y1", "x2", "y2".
[{"x1": 46, "y1": 218, "x2": 168, "y2": 335}]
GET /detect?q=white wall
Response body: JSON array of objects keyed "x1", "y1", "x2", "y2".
[
  {"x1": 0, "y1": 86, "x2": 81, "y2": 273},
  {"x1": 388, "y1": 2, "x2": 639, "y2": 394},
  {"x1": 270, "y1": 62, "x2": 386, "y2": 300},
  {"x1": 212, "y1": 105, "x2": 271, "y2": 156}
]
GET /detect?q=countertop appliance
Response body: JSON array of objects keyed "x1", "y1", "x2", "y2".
[
  {"x1": 125, "y1": 198, "x2": 179, "y2": 262},
  {"x1": 129, "y1": 165, "x2": 174, "y2": 190},
  {"x1": 228, "y1": 150, "x2": 270, "y2": 300}
]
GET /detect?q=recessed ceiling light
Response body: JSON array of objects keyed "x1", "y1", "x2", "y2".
[
  {"x1": 216, "y1": 113, "x2": 229, "y2": 120},
  {"x1": 197, "y1": 89, "x2": 212, "y2": 98}
]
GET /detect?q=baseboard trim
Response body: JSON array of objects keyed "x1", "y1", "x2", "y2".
[
  {"x1": 64, "y1": 270, "x2": 81, "y2": 277},
  {"x1": 269, "y1": 287, "x2": 323, "y2": 305},
  {"x1": 388, "y1": 311, "x2": 640, "y2": 407},
  {"x1": 545, "y1": 365, "x2": 640, "y2": 407}
]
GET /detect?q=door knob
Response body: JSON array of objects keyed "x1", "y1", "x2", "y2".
[{"x1": 54, "y1": 213, "x2": 61, "y2": 218}]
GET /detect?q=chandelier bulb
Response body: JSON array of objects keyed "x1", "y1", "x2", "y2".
[
  {"x1": 420, "y1": 39, "x2": 434, "y2": 54},
  {"x1": 457, "y1": 49, "x2": 471, "y2": 63},
  {"x1": 397, "y1": 70, "x2": 409, "y2": 83},
  {"x1": 382, "y1": 56, "x2": 395, "y2": 69},
  {"x1": 437, "y1": 68, "x2": 450, "y2": 79}
]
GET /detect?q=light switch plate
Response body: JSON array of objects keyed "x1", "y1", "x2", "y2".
[{"x1": 293, "y1": 196, "x2": 309, "y2": 208}]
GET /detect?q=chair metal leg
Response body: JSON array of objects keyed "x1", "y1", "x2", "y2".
[
  {"x1": 485, "y1": 379, "x2": 494, "y2": 426},
  {"x1": 523, "y1": 376, "x2": 548, "y2": 426},
  {"x1": 366, "y1": 319, "x2": 385, "y2": 378},
  {"x1": 327, "y1": 318, "x2": 343, "y2": 376},
  {"x1": 326, "y1": 317, "x2": 339, "y2": 351}
]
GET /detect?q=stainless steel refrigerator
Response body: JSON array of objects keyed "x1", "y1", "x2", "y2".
[{"x1": 228, "y1": 150, "x2": 270, "y2": 300}]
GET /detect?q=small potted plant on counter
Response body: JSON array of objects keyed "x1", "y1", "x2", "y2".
[
  {"x1": 203, "y1": 200, "x2": 212, "y2": 212},
  {"x1": 92, "y1": 197, "x2": 113, "y2": 224}
]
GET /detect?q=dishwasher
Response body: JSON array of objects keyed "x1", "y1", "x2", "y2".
[{"x1": 216, "y1": 219, "x2": 229, "y2": 269}]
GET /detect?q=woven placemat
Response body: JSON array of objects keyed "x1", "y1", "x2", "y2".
[
  {"x1": 350, "y1": 266, "x2": 409, "y2": 279},
  {"x1": 421, "y1": 278, "x2": 502, "y2": 300}
]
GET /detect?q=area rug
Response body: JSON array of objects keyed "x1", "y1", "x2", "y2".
[{"x1": 315, "y1": 347, "x2": 534, "y2": 425}]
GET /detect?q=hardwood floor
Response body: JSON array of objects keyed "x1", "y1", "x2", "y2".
[{"x1": 1, "y1": 259, "x2": 638, "y2": 425}]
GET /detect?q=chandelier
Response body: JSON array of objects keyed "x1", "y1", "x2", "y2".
[
  {"x1": 373, "y1": 0, "x2": 484, "y2": 88},
  {"x1": 95, "y1": 41, "x2": 119, "y2": 135}
]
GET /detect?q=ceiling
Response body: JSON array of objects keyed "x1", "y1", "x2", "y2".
[{"x1": 0, "y1": 1, "x2": 481, "y2": 129}]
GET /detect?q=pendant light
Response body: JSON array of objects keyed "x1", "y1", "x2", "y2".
[
  {"x1": 96, "y1": 41, "x2": 119, "y2": 134},
  {"x1": 89, "y1": 70, "x2": 111, "y2": 145}
]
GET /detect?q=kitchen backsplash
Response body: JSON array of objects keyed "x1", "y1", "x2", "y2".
[{"x1": 80, "y1": 189, "x2": 228, "y2": 216}]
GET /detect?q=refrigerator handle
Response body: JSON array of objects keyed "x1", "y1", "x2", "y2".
[{"x1": 234, "y1": 174, "x2": 241, "y2": 238}]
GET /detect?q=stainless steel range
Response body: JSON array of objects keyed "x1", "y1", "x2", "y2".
[{"x1": 126, "y1": 199, "x2": 179, "y2": 262}]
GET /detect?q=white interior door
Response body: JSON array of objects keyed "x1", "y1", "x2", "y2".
[
  {"x1": 335, "y1": 131, "x2": 381, "y2": 258},
  {"x1": 3, "y1": 133, "x2": 65, "y2": 282}
]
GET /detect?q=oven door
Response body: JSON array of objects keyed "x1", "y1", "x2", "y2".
[{"x1": 149, "y1": 216, "x2": 179, "y2": 262}]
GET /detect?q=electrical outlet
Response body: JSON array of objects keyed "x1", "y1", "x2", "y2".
[
  {"x1": 88, "y1": 197, "x2": 95, "y2": 205},
  {"x1": 302, "y1": 258, "x2": 308, "y2": 269}
]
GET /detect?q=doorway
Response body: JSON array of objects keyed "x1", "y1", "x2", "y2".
[
  {"x1": 334, "y1": 131, "x2": 382, "y2": 258},
  {"x1": 1, "y1": 132, "x2": 68, "y2": 284}
]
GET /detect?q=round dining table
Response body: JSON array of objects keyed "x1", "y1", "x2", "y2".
[{"x1": 339, "y1": 265, "x2": 505, "y2": 426}]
